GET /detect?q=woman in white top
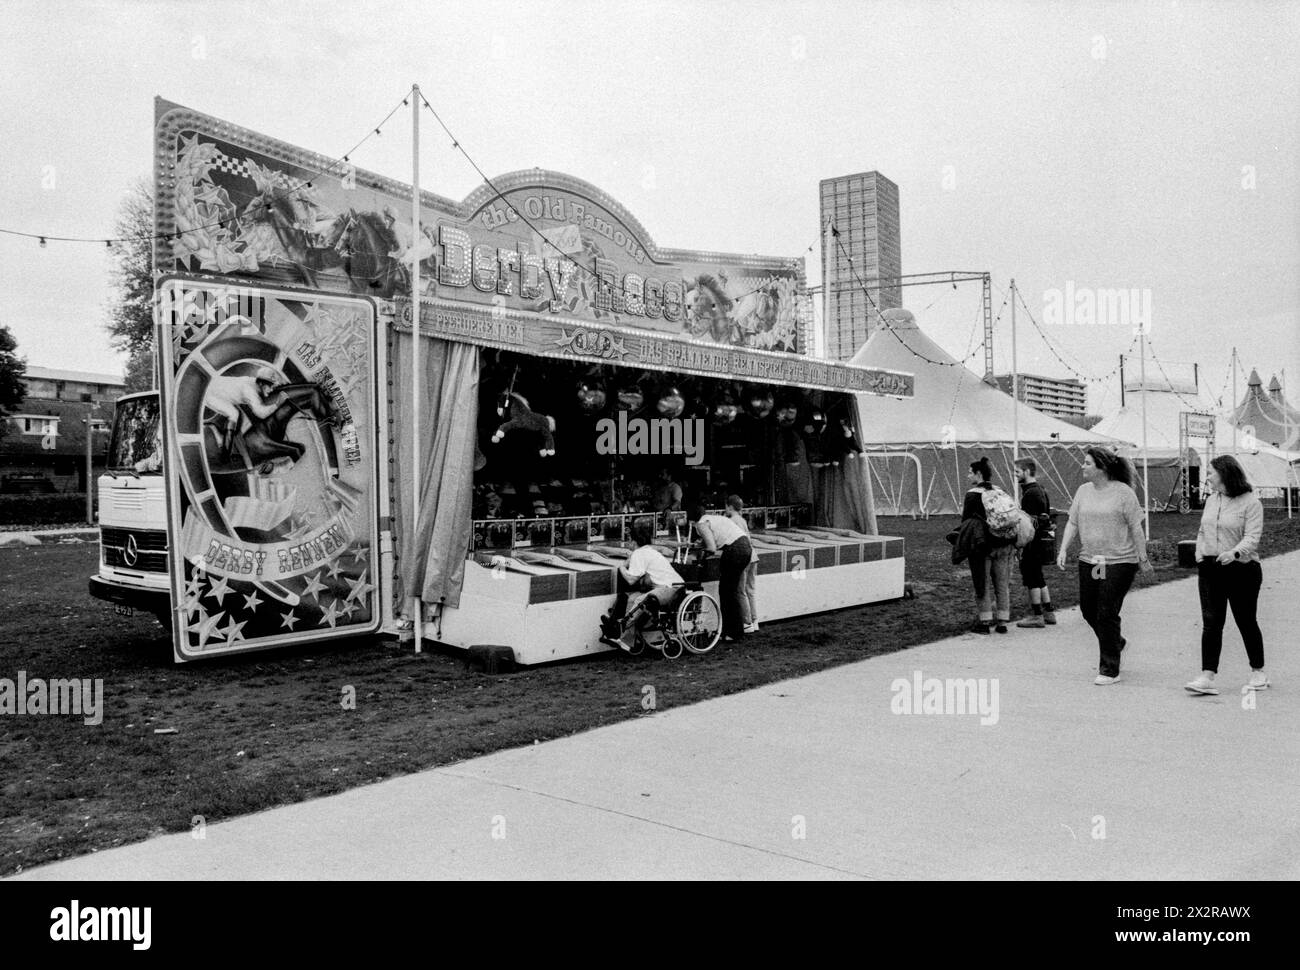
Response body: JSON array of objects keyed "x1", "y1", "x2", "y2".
[
  {"x1": 689, "y1": 503, "x2": 753, "y2": 641},
  {"x1": 1184, "y1": 455, "x2": 1267, "y2": 695}
]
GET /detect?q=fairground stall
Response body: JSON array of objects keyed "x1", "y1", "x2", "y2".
[{"x1": 135, "y1": 98, "x2": 914, "y2": 664}]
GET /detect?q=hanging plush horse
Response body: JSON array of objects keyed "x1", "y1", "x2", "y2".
[{"x1": 492, "y1": 392, "x2": 557, "y2": 457}]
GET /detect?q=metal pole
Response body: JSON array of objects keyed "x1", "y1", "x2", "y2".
[
  {"x1": 1140, "y1": 330, "x2": 1150, "y2": 535},
  {"x1": 410, "y1": 83, "x2": 423, "y2": 654},
  {"x1": 1010, "y1": 279, "x2": 1019, "y2": 500},
  {"x1": 1231, "y1": 347, "x2": 1238, "y2": 456},
  {"x1": 1284, "y1": 368, "x2": 1293, "y2": 519},
  {"x1": 1119, "y1": 354, "x2": 1125, "y2": 408},
  {"x1": 85, "y1": 403, "x2": 94, "y2": 524}
]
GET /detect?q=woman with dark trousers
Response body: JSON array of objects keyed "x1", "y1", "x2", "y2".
[
  {"x1": 689, "y1": 504, "x2": 753, "y2": 642},
  {"x1": 1185, "y1": 455, "x2": 1267, "y2": 694},
  {"x1": 961, "y1": 457, "x2": 1015, "y2": 633},
  {"x1": 1056, "y1": 448, "x2": 1153, "y2": 685}
]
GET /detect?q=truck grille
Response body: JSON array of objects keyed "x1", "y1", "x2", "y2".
[{"x1": 101, "y1": 527, "x2": 169, "y2": 572}]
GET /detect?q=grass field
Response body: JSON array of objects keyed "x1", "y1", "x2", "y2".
[{"x1": 3, "y1": 511, "x2": 1299, "y2": 874}]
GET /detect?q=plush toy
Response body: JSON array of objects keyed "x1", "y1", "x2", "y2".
[
  {"x1": 825, "y1": 402, "x2": 863, "y2": 465},
  {"x1": 801, "y1": 408, "x2": 829, "y2": 466},
  {"x1": 492, "y1": 391, "x2": 556, "y2": 457}
]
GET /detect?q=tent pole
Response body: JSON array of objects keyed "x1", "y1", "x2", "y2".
[
  {"x1": 1140, "y1": 329, "x2": 1150, "y2": 537},
  {"x1": 1011, "y1": 279, "x2": 1020, "y2": 500},
  {"x1": 1232, "y1": 347, "x2": 1238, "y2": 457},
  {"x1": 410, "y1": 83, "x2": 423, "y2": 655}
]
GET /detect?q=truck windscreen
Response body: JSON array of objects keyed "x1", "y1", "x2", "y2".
[{"x1": 107, "y1": 394, "x2": 162, "y2": 473}]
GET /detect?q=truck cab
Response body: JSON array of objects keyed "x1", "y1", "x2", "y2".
[{"x1": 88, "y1": 390, "x2": 171, "y2": 625}]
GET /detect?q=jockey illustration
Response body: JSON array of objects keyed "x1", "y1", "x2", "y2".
[{"x1": 205, "y1": 366, "x2": 286, "y2": 463}]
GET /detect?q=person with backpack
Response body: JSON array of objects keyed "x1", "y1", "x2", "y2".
[
  {"x1": 1056, "y1": 447, "x2": 1152, "y2": 685},
  {"x1": 1014, "y1": 458, "x2": 1057, "y2": 628},
  {"x1": 961, "y1": 457, "x2": 1016, "y2": 634}
]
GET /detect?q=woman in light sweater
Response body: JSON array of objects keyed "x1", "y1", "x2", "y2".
[
  {"x1": 1056, "y1": 448, "x2": 1153, "y2": 685},
  {"x1": 1185, "y1": 455, "x2": 1267, "y2": 694}
]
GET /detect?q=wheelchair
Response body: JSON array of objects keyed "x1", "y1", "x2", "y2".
[{"x1": 603, "y1": 583, "x2": 723, "y2": 659}]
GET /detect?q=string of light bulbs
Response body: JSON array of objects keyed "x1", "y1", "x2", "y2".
[
  {"x1": 0, "y1": 94, "x2": 412, "y2": 250},
  {"x1": 1010, "y1": 283, "x2": 1139, "y2": 385},
  {"x1": 829, "y1": 230, "x2": 993, "y2": 368}
]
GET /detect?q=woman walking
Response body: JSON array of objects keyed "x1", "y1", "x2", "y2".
[
  {"x1": 961, "y1": 457, "x2": 1015, "y2": 634},
  {"x1": 1056, "y1": 448, "x2": 1152, "y2": 685},
  {"x1": 1185, "y1": 455, "x2": 1268, "y2": 695},
  {"x1": 689, "y1": 503, "x2": 754, "y2": 642}
]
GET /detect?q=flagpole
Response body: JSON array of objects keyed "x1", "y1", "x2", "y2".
[{"x1": 410, "y1": 83, "x2": 423, "y2": 655}]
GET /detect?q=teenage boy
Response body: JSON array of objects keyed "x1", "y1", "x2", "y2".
[
  {"x1": 1015, "y1": 458, "x2": 1056, "y2": 627},
  {"x1": 600, "y1": 519, "x2": 684, "y2": 649}
]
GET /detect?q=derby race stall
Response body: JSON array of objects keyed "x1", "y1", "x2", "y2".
[{"x1": 115, "y1": 98, "x2": 914, "y2": 664}]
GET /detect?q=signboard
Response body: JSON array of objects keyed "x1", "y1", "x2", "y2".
[
  {"x1": 1182, "y1": 412, "x2": 1215, "y2": 439},
  {"x1": 401, "y1": 299, "x2": 913, "y2": 396},
  {"x1": 156, "y1": 278, "x2": 381, "y2": 660},
  {"x1": 154, "y1": 99, "x2": 808, "y2": 354}
]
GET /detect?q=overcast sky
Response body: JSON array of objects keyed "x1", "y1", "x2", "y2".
[{"x1": 1, "y1": 0, "x2": 1296, "y2": 413}]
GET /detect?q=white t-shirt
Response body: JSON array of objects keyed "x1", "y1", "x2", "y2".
[
  {"x1": 624, "y1": 545, "x2": 684, "y2": 587},
  {"x1": 699, "y1": 513, "x2": 745, "y2": 548}
]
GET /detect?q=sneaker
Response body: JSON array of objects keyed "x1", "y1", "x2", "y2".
[
  {"x1": 1246, "y1": 671, "x2": 1269, "y2": 691},
  {"x1": 1043, "y1": 610, "x2": 1057, "y2": 625},
  {"x1": 1094, "y1": 674, "x2": 1121, "y2": 686},
  {"x1": 1184, "y1": 673, "x2": 1218, "y2": 695},
  {"x1": 1017, "y1": 615, "x2": 1046, "y2": 628},
  {"x1": 969, "y1": 620, "x2": 991, "y2": 635},
  {"x1": 743, "y1": 623, "x2": 759, "y2": 634},
  {"x1": 994, "y1": 623, "x2": 1008, "y2": 634}
]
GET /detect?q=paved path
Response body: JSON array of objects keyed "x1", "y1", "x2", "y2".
[
  {"x1": 14, "y1": 552, "x2": 1300, "y2": 880},
  {"x1": 0, "y1": 527, "x2": 97, "y2": 547}
]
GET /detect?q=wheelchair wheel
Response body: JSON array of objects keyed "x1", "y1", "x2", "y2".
[
  {"x1": 661, "y1": 635, "x2": 684, "y2": 660},
  {"x1": 676, "y1": 590, "x2": 722, "y2": 654}
]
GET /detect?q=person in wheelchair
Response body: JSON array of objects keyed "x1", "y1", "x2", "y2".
[{"x1": 600, "y1": 520, "x2": 684, "y2": 650}]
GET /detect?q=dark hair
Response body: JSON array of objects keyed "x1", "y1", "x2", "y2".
[
  {"x1": 726, "y1": 494, "x2": 744, "y2": 511},
  {"x1": 631, "y1": 520, "x2": 656, "y2": 546},
  {"x1": 686, "y1": 503, "x2": 707, "y2": 523},
  {"x1": 1084, "y1": 447, "x2": 1134, "y2": 487},
  {"x1": 970, "y1": 457, "x2": 992, "y2": 482},
  {"x1": 1210, "y1": 455, "x2": 1252, "y2": 497},
  {"x1": 1014, "y1": 457, "x2": 1037, "y2": 476}
]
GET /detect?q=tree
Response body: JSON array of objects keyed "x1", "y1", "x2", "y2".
[
  {"x1": 106, "y1": 178, "x2": 155, "y2": 392},
  {"x1": 0, "y1": 323, "x2": 27, "y2": 443}
]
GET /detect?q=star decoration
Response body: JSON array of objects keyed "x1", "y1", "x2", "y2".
[
  {"x1": 319, "y1": 598, "x2": 344, "y2": 628},
  {"x1": 182, "y1": 592, "x2": 205, "y2": 621},
  {"x1": 350, "y1": 545, "x2": 369, "y2": 565},
  {"x1": 241, "y1": 590, "x2": 264, "y2": 613},
  {"x1": 339, "y1": 599, "x2": 358, "y2": 619},
  {"x1": 185, "y1": 573, "x2": 205, "y2": 598},
  {"x1": 300, "y1": 571, "x2": 327, "y2": 602},
  {"x1": 206, "y1": 574, "x2": 232, "y2": 606},
  {"x1": 217, "y1": 616, "x2": 247, "y2": 643},
  {"x1": 344, "y1": 569, "x2": 374, "y2": 604},
  {"x1": 325, "y1": 558, "x2": 346, "y2": 580},
  {"x1": 188, "y1": 611, "x2": 226, "y2": 649},
  {"x1": 280, "y1": 609, "x2": 299, "y2": 631}
]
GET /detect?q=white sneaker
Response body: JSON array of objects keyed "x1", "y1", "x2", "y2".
[
  {"x1": 1246, "y1": 670, "x2": 1269, "y2": 691},
  {"x1": 743, "y1": 623, "x2": 759, "y2": 633},
  {"x1": 1184, "y1": 673, "x2": 1218, "y2": 695},
  {"x1": 1094, "y1": 674, "x2": 1121, "y2": 686}
]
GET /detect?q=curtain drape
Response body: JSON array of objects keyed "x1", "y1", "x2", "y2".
[{"x1": 391, "y1": 334, "x2": 480, "y2": 609}]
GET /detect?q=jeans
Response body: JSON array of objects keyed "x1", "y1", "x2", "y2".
[
  {"x1": 1078, "y1": 560, "x2": 1138, "y2": 677},
  {"x1": 969, "y1": 544, "x2": 1013, "y2": 622},
  {"x1": 1197, "y1": 559, "x2": 1264, "y2": 672},
  {"x1": 719, "y1": 537, "x2": 753, "y2": 639},
  {"x1": 741, "y1": 561, "x2": 758, "y2": 626}
]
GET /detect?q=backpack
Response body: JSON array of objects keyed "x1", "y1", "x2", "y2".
[
  {"x1": 981, "y1": 487, "x2": 1020, "y2": 540},
  {"x1": 1013, "y1": 509, "x2": 1037, "y2": 548}
]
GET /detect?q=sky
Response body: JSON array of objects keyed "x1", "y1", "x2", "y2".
[{"x1": 1, "y1": 0, "x2": 1297, "y2": 415}]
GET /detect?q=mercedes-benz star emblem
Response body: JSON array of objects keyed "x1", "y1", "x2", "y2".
[{"x1": 123, "y1": 534, "x2": 139, "y2": 567}]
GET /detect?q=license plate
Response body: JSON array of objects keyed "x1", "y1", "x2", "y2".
[{"x1": 114, "y1": 605, "x2": 134, "y2": 617}]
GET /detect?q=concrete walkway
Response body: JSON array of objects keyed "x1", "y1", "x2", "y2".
[
  {"x1": 0, "y1": 526, "x2": 97, "y2": 547},
  {"x1": 14, "y1": 552, "x2": 1300, "y2": 880}
]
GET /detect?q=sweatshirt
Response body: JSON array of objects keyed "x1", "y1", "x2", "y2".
[{"x1": 1067, "y1": 481, "x2": 1145, "y2": 564}]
